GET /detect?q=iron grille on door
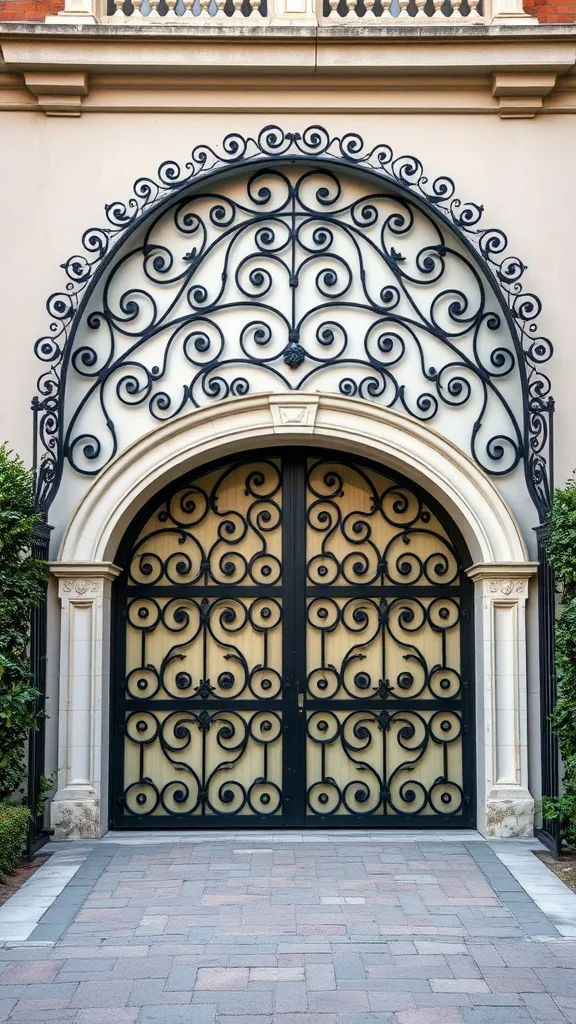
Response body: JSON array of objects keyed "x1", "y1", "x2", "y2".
[{"x1": 111, "y1": 450, "x2": 474, "y2": 828}]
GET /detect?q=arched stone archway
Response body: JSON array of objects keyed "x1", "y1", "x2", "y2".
[{"x1": 50, "y1": 393, "x2": 537, "y2": 840}]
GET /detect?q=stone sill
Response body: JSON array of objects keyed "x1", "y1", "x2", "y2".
[{"x1": 1, "y1": 20, "x2": 576, "y2": 37}]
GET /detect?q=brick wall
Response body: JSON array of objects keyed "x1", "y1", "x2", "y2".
[
  {"x1": 0, "y1": 0, "x2": 61, "y2": 18},
  {"x1": 523, "y1": 0, "x2": 576, "y2": 18}
]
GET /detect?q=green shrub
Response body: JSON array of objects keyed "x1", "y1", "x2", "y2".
[
  {"x1": 0, "y1": 445, "x2": 47, "y2": 801},
  {"x1": 545, "y1": 475, "x2": 576, "y2": 846},
  {"x1": 0, "y1": 805, "x2": 30, "y2": 876}
]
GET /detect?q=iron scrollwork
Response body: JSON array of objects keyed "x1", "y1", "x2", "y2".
[
  {"x1": 306, "y1": 709, "x2": 464, "y2": 818},
  {"x1": 34, "y1": 125, "x2": 553, "y2": 522},
  {"x1": 116, "y1": 451, "x2": 472, "y2": 827},
  {"x1": 123, "y1": 708, "x2": 283, "y2": 817},
  {"x1": 303, "y1": 456, "x2": 469, "y2": 823},
  {"x1": 119, "y1": 457, "x2": 285, "y2": 821}
]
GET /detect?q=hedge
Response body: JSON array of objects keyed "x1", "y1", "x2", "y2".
[
  {"x1": 544, "y1": 473, "x2": 576, "y2": 846},
  {"x1": 0, "y1": 444, "x2": 47, "y2": 801},
  {"x1": 0, "y1": 805, "x2": 30, "y2": 876}
]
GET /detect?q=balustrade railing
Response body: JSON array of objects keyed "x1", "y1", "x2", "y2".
[{"x1": 106, "y1": 0, "x2": 482, "y2": 21}]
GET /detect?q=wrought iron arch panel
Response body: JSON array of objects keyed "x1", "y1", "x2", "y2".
[
  {"x1": 111, "y1": 447, "x2": 475, "y2": 829},
  {"x1": 34, "y1": 126, "x2": 553, "y2": 524}
]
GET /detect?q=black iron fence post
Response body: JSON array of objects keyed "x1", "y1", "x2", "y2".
[
  {"x1": 535, "y1": 522, "x2": 560, "y2": 855},
  {"x1": 535, "y1": 396, "x2": 560, "y2": 856},
  {"x1": 27, "y1": 395, "x2": 54, "y2": 857},
  {"x1": 26, "y1": 519, "x2": 53, "y2": 857}
]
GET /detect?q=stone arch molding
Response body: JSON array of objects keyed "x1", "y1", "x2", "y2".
[
  {"x1": 59, "y1": 393, "x2": 526, "y2": 565},
  {"x1": 52, "y1": 393, "x2": 538, "y2": 841},
  {"x1": 34, "y1": 124, "x2": 554, "y2": 528}
]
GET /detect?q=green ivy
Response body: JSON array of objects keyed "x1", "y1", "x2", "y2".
[
  {"x1": 0, "y1": 446, "x2": 47, "y2": 803},
  {"x1": 544, "y1": 475, "x2": 576, "y2": 847}
]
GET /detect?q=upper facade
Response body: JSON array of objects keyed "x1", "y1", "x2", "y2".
[{"x1": 2, "y1": 8, "x2": 576, "y2": 121}]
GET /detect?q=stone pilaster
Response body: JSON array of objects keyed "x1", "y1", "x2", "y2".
[
  {"x1": 49, "y1": 562, "x2": 122, "y2": 840},
  {"x1": 466, "y1": 562, "x2": 538, "y2": 838}
]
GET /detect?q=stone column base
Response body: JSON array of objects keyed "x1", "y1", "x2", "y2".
[
  {"x1": 50, "y1": 785, "x2": 102, "y2": 840},
  {"x1": 485, "y1": 788, "x2": 534, "y2": 838}
]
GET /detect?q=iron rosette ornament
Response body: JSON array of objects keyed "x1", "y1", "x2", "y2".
[{"x1": 34, "y1": 125, "x2": 553, "y2": 521}]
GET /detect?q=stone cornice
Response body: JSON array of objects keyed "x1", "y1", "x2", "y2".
[
  {"x1": 466, "y1": 561, "x2": 539, "y2": 581},
  {"x1": 49, "y1": 560, "x2": 123, "y2": 581},
  {"x1": 1, "y1": 22, "x2": 575, "y2": 115}
]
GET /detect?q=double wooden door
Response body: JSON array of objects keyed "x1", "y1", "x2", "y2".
[{"x1": 111, "y1": 450, "x2": 474, "y2": 828}]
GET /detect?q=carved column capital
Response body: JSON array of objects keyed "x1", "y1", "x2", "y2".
[
  {"x1": 50, "y1": 561, "x2": 122, "y2": 596},
  {"x1": 466, "y1": 562, "x2": 538, "y2": 600}
]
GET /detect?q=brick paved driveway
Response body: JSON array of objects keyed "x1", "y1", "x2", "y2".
[{"x1": 1, "y1": 837, "x2": 576, "y2": 1024}]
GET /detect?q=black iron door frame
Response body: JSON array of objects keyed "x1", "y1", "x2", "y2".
[{"x1": 110, "y1": 447, "x2": 475, "y2": 830}]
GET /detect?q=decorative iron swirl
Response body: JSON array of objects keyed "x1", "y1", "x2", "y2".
[
  {"x1": 123, "y1": 708, "x2": 283, "y2": 817},
  {"x1": 306, "y1": 458, "x2": 460, "y2": 587},
  {"x1": 34, "y1": 126, "x2": 552, "y2": 522},
  {"x1": 129, "y1": 459, "x2": 282, "y2": 589},
  {"x1": 125, "y1": 594, "x2": 283, "y2": 702},
  {"x1": 306, "y1": 709, "x2": 463, "y2": 818},
  {"x1": 306, "y1": 595, "x2": 462, "y2": 703}
]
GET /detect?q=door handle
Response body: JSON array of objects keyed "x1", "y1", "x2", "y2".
[{"x1": 297, "y1": 693, "x2": 305, "y2": 713}]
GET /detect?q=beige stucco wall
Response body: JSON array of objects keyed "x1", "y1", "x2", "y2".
[
  {"x1": 2, "y1": 110, "x2": 574, "y2": 498},
  {"x1": 1, "y1": 104, "x2": 574, "y2": 817}
]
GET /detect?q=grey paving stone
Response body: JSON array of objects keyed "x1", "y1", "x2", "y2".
[
  {"x1": 467, "y1": 994, "x2": 524, "y2": 1006},
  {"x1": 193, "y1": 990, "x2": 273, "y2": 1013},
  {"x1": 76, "y1": 1011, "x2": 140, "y2": 1023},
  {"x1": 5, "y1": 1011, "x2": 77, "y2": 1024},
  {"x1": 534, "y1": 968, "x2": 576, "y2": 995},
  {"x1": 0, "y1": 998, "x2": 15, "y2": 1022},
  {"x1": 2, "y1": 837, "x2": 573, "y2": 1024},
  {"x1": 481, "y1": 968, "x2": 545, "y2": 993},
  {"x1": 273, "y1": 980, "x2": 308, "y2": 1012},
  {"x1": 337, "y1": 1015, "x2": 395, "y2": 1024},
  {"x1": 308, "y1": 989, "x2": 371, "y2": 1012},
  {"x1": 520, "y1": 991, "x2": 569, "y2": 1022},
  {"x1": 305, "y1": 963, "x2": 336, "y2": 989},
  {"x1": 214, "y1": 1018, "x2": 273, "y2": 1024},
  {"x1": 138, "y1": 1005, "x2": 216, "y2": 1023},
  {"x1": 332, "y1": 952, "x2": 367, "y2": 979},
  {"x1": 522, "y1": 922, "x2": 562, "y2": 937},
  {"x1": 128, "y1": 980, "x2": 191, "y2": 1006},
  {"x1": 0, "y1": 981, "x2": 76, "y2": 1000},
  {"x1": 461, "y1": 1008, "x2": 532, "y2": 1024},
  {"x1": 112, "y1": 955, "x2": 173, "y2": 979},
  {"x1": 70, "y1": 978, "x2": 133, "y2": 1007}
]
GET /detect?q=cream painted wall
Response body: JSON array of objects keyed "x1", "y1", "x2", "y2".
[
  {"x1": 2, "y1": 107, "x2": 574, "y2": 815},
  {"x1": 2, "y1": 110, "x2": 574, "y2": 495}
]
